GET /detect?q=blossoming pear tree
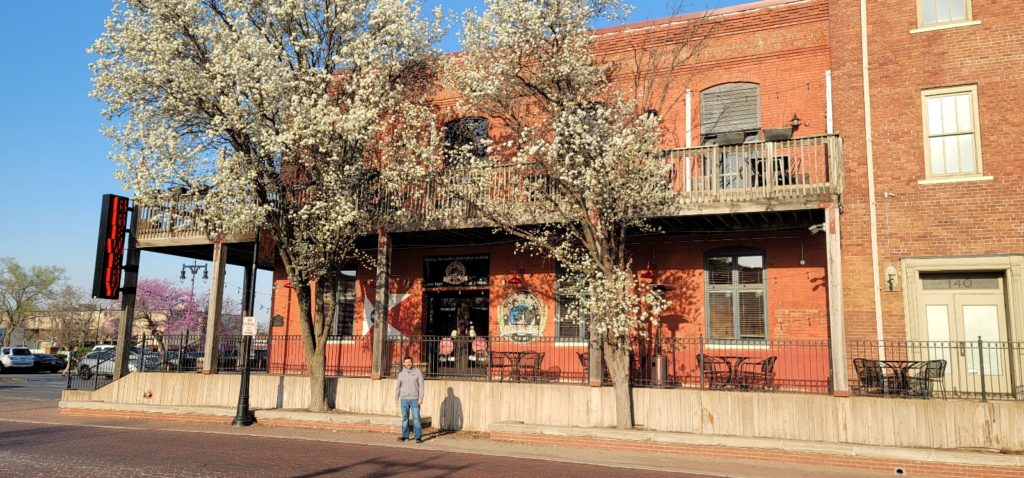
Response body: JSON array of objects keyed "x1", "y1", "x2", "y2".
[
  {"x1": 91, "y1": 0, "x2": 441, "y2": 412},
  {"x1": 443, "y1": 0, "x2": 706, "y2": 428}
]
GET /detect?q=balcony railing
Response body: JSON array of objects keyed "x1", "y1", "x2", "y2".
[{"x1": 133, "y1": 134, "x2": 843, "y2": 242}]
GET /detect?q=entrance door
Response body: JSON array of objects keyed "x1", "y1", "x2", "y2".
[
  {"x1": 920, "y1": 273, "x2": 1012, "y2": 396},
  {"x1": 425, "y1": 290, "x2": 489, "y2": 336}
]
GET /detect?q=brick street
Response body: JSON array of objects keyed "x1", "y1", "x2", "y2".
[{"x1": 0, "y1": 377, "x2": 882, "y2": 478}]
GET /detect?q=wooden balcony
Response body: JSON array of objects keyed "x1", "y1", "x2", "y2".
[{"x1": 134, "y1": 134, "x2": 843, "y2": 244}]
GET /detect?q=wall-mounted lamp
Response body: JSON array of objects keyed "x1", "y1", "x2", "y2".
[
  {"x1": 884, "y1": 265, "x2": 898, "y2": 292},
  {"x1": 506, "y1": 264, "x2": 525, "y2": 287},
  {"x1": 791, "y1": 113, "x2": 802, "y2": 129}
]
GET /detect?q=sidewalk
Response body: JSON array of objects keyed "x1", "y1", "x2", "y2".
[{"x1": 5, "y1": 398, "x2": 881, "y2": 478}]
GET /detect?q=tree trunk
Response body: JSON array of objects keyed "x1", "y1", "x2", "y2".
[
  {"x1": 603, "y1": 341, "x2": 634, "y2": 429},
  {"x1": 294, "y1": 281, "x2": 330, "y2": 412}
]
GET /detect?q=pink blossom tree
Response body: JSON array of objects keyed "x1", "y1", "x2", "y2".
[{"x1": 108, "y1": 278, "x2": 208, "y2": 363}]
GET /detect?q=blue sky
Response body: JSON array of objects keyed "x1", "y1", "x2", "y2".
[{"x1": 0, "y1": 0, "x2": 743, "y2": 322}]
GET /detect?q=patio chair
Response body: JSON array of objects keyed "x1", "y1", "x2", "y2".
[
  {"x1": 696, "y1": 354, "x2": 731, "y2": 389},
  {"x1": 518, "y1": 352, "x2": 546, "y2": 382},
  {"x1": 737, "y1": 356, "x2": 777, "y2": 391},
  {"x1": 853, "y1": 358, "x2": 885, "y2": 395},
  {"x1": 905, "y1": 359, "x2": 947, "y2": 399},
  {"x1": 489, "y1": 352, "x2": 512, "y2": 381}
]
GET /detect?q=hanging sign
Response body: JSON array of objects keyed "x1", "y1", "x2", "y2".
[
  {"x1": 91, "y1": 194, "x2": 131, "y2": 300},
  {"x1": 423, "y1": 254, "x2": 489, "y2": 288}
]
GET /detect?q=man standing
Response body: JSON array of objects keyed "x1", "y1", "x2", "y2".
[{"x1": 395, "y1": 356, "x2": 424, "y2": 443}]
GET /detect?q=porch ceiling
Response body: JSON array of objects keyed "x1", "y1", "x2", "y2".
[
  {"x1": 356, "y1": 209, "x2": 826, "y2": 249},
  {"x1": 139, "y1": 242, "x2": 273, "y2": 270}
]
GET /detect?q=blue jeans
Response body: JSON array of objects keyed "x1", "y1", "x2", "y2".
[{"x1": 400, "y1": 398, "x2": 422, "y2": 440}]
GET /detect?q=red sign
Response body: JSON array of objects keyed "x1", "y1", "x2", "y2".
[{"x1": 91, "y1": 194, "x2": 130, "y2": 299}]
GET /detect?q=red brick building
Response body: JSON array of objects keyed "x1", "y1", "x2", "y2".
[
  {"x1": 251, "y1": 0, "x2": 1023, "y2": 396},
  {"x1": 266, "y1": 0, "x2": 845, "y2": 391},
  {"x1": 830, "y1": 0, "x2": 1024, "y2": 395}
]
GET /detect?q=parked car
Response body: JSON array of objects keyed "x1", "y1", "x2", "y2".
[
  {"x1": 0, "y1": 347, "x2": 35, "y2": 373},
  {"x1": 77, "y1": 349, "x2": 160, "y2": 379},
  {"x1": 32, "y1": 353, "x2": 66, "y2": 373}
]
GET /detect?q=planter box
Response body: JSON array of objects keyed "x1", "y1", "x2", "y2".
[{"x1": 764, "y1": 127, "x2": 793, "y2": 141}]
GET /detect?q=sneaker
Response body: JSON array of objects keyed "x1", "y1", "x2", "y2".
[
  {"x1": 397, "y1": 437, "x2": 407, "y2": 442},
  {"x1": 415, "y1": 438, "x2": 423, "y2": 443}
]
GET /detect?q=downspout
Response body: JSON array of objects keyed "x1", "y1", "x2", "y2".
[{"x1": 860, "y1": 0, "x2": 886, "y2": 359}]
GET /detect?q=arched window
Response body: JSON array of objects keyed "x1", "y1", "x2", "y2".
[
  {"x1": 704, "y1": 247, "x2": 767, "y2": 340},
  {"x1": 443, "y1": 117, "x2": 489, "y2": 166},
  {"x1": 700, "y1": 82, "x2": 760, "y2": 145}
]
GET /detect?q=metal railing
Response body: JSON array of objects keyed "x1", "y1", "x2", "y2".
[
  {"x1": 847, "y1": 339, "x2": 1023, "y2": 401},
  {"x1": 630, "y1": 336, "x2": 832, "y2": 394},
  {"x1": 134, "y1": 135, "x2": 844, "y2": 240},
  {"x1": 385, "y1": 335, "x2": 590, "y2": 383}
]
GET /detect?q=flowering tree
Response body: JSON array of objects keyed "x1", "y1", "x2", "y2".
[
  {"x1": 443, "y1": 0, "x2": 706, "y2": 428},
  {"x1": 0, "y1": 258, "x2": 66, "y2": 346},
  {"x1": 92, "y1": 0, "x2": 441, "y2": 411},
  {"x1": 106, "y1": 279, "x2": 206, "y2": 363}
]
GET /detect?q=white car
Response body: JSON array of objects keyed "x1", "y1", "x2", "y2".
[
  {"x1": 0, "y1": 347, "x2": 35, "y2": 372},
  {"x1": 77, "y1": 349, "x2": 159, "y2": 379}
]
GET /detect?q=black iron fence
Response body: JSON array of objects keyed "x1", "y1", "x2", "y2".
[
  {"x1": 68, "y1": 333, "x2": 1024, "y2": 402},
  {"x1": 847, "y1": 339, "x2": 1023, "y2": 401},
  {"x1": 385, "y1": 335, "x2": 589, "y2": 383},
  {"x1": 630, "y1": 336, "x2": 833, "y2": 394}
]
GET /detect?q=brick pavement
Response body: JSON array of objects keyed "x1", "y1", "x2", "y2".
[{"x1": 0, "y1": 397, "x2": 887, "y2": 477}]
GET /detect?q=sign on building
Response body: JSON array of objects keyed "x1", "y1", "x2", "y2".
[
  {"x1": 423, "y1": 255, "x2": 489, "y2": 288},
  {"x1": 91, "y1": 194, "x2": 131, "y2": 300}
]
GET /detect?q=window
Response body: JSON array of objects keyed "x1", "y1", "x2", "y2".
[
  {"x1": 918, "y1": 0, "x2": 971, "y2": 27},
  {"x1": 705, "y1": 248, "x2": 767, "y2": 340},
  {"x1": 321, "y1": 271, "x2": 356, "y2": 336},
  {"x1": 555, "y1": 263, "x2": 588, "y2": 340},
  {"x1": 700, "y1": 83, "x2": 760, "y2": 145},
  {"x1": 922, "y1": 85, "x2": 982, "y2": 177},
  {"x1": 443, "y1": 117, "x2": 489, "y2": 166}
]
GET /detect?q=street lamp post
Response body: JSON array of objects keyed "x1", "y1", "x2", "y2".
[{"x1": 179, "y1": 261, "x2": 208, "y2": 329}]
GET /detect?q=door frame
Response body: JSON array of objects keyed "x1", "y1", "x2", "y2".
[{"x1": 902, "y1": 255, "x2": 1024, "y2": 344}]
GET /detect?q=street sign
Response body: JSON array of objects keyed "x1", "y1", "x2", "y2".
[{"x1": 242, "y1": 316, "x2": 257, "y2": 336}]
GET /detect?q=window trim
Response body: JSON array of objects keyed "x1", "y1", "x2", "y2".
[
  {"x1": 704, "y1": 247, "x2": 768, "y2": 341},
  {"x1": 916, "y1": 0, "x2": 973, "y2": 29},
  {"x1": 920, "y1": 84, "x2": 983, "y2": 180}
]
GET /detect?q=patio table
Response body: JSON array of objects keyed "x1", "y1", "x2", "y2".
[
  {"x1": 878, "y1": 360, "x2": 926, "y2": 395},
  {"x1": 493, "y1": 351, "x2": 533, "y2": 382},
  {"x1": 713, "y1": 355, "x2": 751, "y2": 387}
]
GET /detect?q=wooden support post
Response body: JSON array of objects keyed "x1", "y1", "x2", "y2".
[
  {"x1": 588, "y1": 332, "x2": 604, "y2": 387},
  {"x1": 371, "y1": 231, "x2": 391, "y2": 380},
  {"x1": 114, "y1": 208, "x2": 140, "y2": 380},
  {"x1": 202, "y1": 241, "x2": 227, "y2": 374},
  {"x1": 825, "y1": 206, "x2": 850, "y2": 394}
]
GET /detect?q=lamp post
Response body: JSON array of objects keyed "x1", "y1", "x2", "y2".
[{"x1": 179, "y1": 261, "x2": 208, "y2": 331}]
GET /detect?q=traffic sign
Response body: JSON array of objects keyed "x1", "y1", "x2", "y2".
[{"x1": 241, "y1": 316, "x2": 257, "y2": 336}]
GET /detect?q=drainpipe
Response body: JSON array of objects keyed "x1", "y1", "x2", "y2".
[
  {"x1": 860, "y1": 0, "x2": 886, "y2": 359},
  {"x1": 685, "y1": 89, "x2": 693, "y2": 192}
]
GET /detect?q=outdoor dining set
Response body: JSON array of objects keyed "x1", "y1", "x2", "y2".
[
  {"x1": 435, "y1": 337, "x2": 547, "y2": 382},
  {"x1": 853, "y1": 358, "x2": 947, "y2": 398},
  {"x1": 697, "y1": 354, "x2": 779, "y2": 390}
]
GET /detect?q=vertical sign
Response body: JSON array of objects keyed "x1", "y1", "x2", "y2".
[{"x1": 91, "y1": 194, "x2": 131, "y2": 299}]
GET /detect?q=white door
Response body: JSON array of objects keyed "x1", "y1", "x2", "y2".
[{"x1": 919, "y1": 273, "x2": 1012, "y2": 397}]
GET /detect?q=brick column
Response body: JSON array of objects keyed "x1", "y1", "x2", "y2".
[
  {"x1": 202, "y1": 241, "x2": 227, "y2": 374},
  {"x1": 371, "y1": 231, "x2": 391, "y2": 380}
]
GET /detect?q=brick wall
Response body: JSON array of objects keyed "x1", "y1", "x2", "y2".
[{"x1": 829, "y1": 0, "x2": 1024, "y2": 341}]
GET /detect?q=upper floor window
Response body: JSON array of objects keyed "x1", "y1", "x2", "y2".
[
  {"x1": 705, "y1": 247, "x2": 767, "y2": 341},
  {"x1": 919, "y1": 0, "x2": 972, "y2": 27},
  {"x1": 443, "y1": 117, "x2": 489, "y2": 166},
  {"x1": 700, "y1": 82, "x2": 760, "y2": 145},
  {"x1": 922, "y1": 85, "x2": 982, "y2": 178}
]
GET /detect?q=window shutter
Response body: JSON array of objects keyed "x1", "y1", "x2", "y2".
[{"x1": 701, "y1": 83, "x2": 760, "y2": 136}]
